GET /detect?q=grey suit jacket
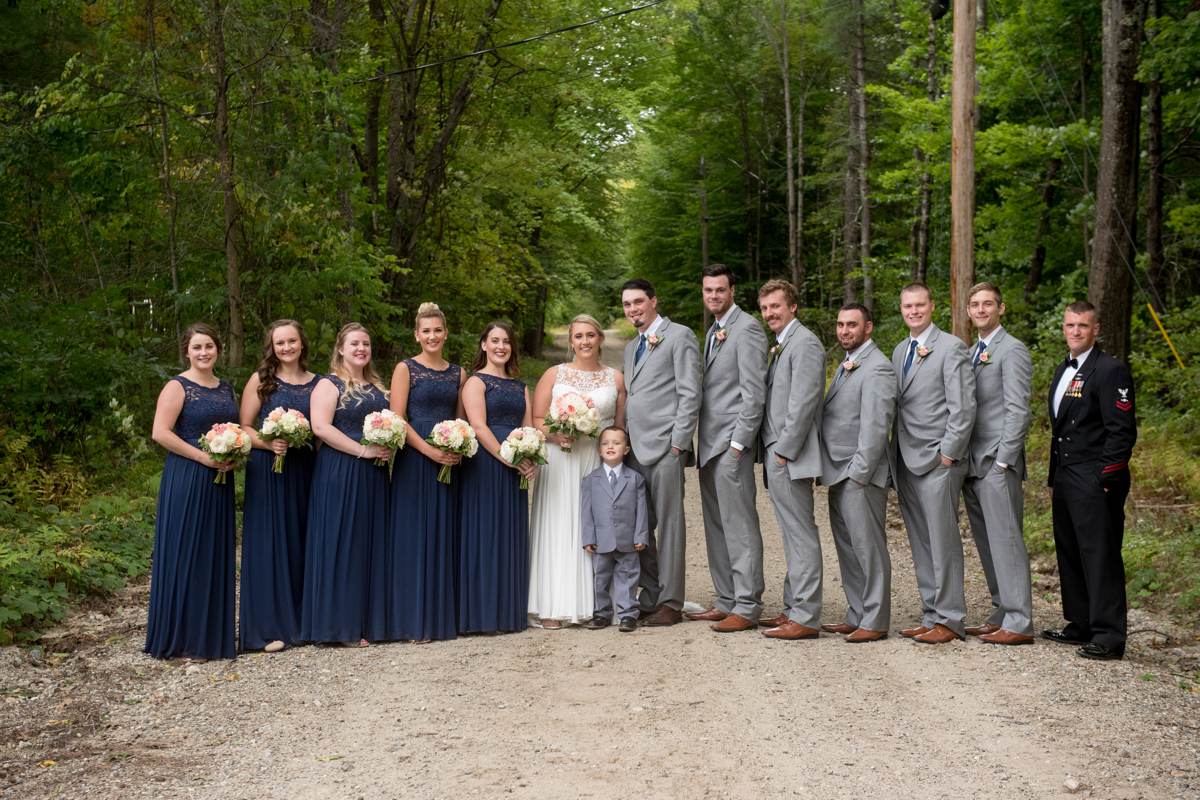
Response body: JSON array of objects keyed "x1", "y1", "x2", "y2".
[
  {"x1": 580, "y1": 466, "x2": 649, "y2": 553},
  {"x1": 698, "y1": 305, "x2": 768, "y2": 468},
  {"x1": 820, "y1": 339, "x2": 896, "y2": 488},
  {"x1": 622, "y1": 316, "x2": 702, "y2": 467},
  {"x1": 760, "y1": 320, "x2": 825, "y2": 481},
  {"x1": 891, "y1": 325, "x2": 977, "y2": 476},
  {"x1": 967, "y1": 327, "x2": 1032, "y2": 479}
]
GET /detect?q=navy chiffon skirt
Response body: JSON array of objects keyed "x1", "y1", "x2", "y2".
[
  {"x1": 375, "y1": 433, "x2": 458, "y2": 641},
  {"x1": 457, "y1": 434, "x2": 529, "y2": 633},
  {"x1": 145, "y1": 454, "x2": 236, "y2": 660},
  {"x1": 239, "y1": 447, "x2": 314, "y2": 650},
  {"x1": 301, "y1": 448, "x2": 388, "y2": 643}
]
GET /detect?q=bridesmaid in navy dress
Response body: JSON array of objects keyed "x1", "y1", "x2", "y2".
[
  {"x1": 379, "y1": 302, "x2": 465, "y2": 642},
  {"x1": 239, "y1": 320, "x2": 318, "y2": 653},
  {"x1": 146, "y1": 323, "x2": 238, "y2": 661},
  {"x1": 301, "y1": 323, "x2": 391, "y2": 647},
  {"x1": 459, "y1": 321, "x2": 538, "y2": 634}
]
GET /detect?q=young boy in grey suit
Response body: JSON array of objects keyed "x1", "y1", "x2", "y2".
[{"x1": 582, "y1": 427, "x2": 649, "y2": 633}]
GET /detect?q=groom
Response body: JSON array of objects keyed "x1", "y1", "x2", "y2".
[{"x1": 621, "y1": 278, "x2": 702, "y2": 626}]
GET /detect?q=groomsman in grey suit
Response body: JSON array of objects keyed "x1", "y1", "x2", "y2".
[
  {"x1": 892, "y1": 282, "x2": 976, "y2": 644},
  {"x1": 689, "y1": 263, "x2": 768, "y2": 632},
  {"x1": 961, "y1": 282, "x2": 1035, "y2": 645},
  {"x1": 620, "y1": 279, "x2": 702, "y2": 626},
  {"x1": 820, "y1": 303, "x2": 897, "y2": 643},
  {"x1": 755, "y1": 279, "x2": 826, "y2": 640}
]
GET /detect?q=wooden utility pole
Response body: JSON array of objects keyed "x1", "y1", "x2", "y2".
[{"x1": 949, "y1": 0, "x2": 976, "y2": 344}]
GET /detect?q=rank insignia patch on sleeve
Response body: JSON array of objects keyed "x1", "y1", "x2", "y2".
[{"x1": 1115, "y1": 387, "x2": 1132, "y2": 412}]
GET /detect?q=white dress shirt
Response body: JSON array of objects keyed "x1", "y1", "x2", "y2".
[{"x1": 1052, "y1": 346, "x2": 1093, "y2": 418}]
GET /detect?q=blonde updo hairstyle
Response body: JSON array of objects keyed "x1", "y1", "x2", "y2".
[
  {"x1": 568, "y1": 314, "x2": 605, "y2": 360},
  {"x1": 414, "y1": 301, "x2": 447, "y2": 328},
  {"x1": 329, "y1": 322, "x2": 387, "y2": 406}
]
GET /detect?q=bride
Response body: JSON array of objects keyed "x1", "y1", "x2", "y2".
[{"x1": 528, "y1": 314, "x2": 626, "y2": 628}]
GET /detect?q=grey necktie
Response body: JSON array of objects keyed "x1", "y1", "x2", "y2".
[{"x1": 608, "y1": 470, "x2": 617, "y2": 487}]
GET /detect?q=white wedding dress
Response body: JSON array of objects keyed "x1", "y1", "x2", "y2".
[{"x1": 527, "y1": 365, "x2": 618, "y2": 624}]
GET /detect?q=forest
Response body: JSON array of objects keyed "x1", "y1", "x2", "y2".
[{"x1": 1, "y1": 0, "x2": 1197, "y2": 642}]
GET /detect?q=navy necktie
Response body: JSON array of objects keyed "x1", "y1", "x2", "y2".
[
  {"x1": 973, "y1": 340, "x2": 987, "y2": 366},
  {"x1": 902, "y1": 339, "x2": 918, "y2": 378},
  {"x1": 635, "y1": 333, "x2": 647, "y2": 364}
]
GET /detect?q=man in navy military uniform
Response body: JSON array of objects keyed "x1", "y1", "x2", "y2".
[{"x1": 1042, "y1": 301, "x2": 1138, "y2": 661}]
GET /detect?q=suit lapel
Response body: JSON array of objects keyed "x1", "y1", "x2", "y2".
[
  {"x1": 632, "y1": 317, "x2": 668, "y2": 383},
  {"x1": 902, "y1": 326, "x2": 937, "y2": 393},
  {"x1": 827, "y1": 340, "x2": 872, "y2": 404},
  {"x1": 611, "y1": 470, "x2": 629, "y2": 501},
  {"x1": 766, "y1": 323, "x2": 792, "y2": 387},
  {"x1": 1048, "y1": 359, "x2": 1067, "y2": 423},
  {"x1": 706, "y1": 307, "x2": 738, "y2": 368}
]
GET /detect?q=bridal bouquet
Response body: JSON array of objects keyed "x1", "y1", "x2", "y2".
[
  {"x1": 259, "y1": 407, "x2": 313, "y2": 473},
  {"x1": 499, "y1": 426, "x2": 547, "y2": 490},
  {"x1": 361, "y1": 409, "x2": 407, "y2": 477},
  {"x1": 426, "y1": 418, "x2": 478, "y2": 484},
  {"x1": 198, "y1": 422, "x2": 253, "y2": 484},
  {"x1": 543, "y1": 391, "x2": 601, "y2": 452}
]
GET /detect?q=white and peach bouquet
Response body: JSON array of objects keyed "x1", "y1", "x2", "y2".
[
  {"x1": 259, "y1": 407, "x2": 313, "y2": 473},
  {"x1": 543, "y1": 391, "x2": 601, "y2": 452},
  {"x1": 426, "y1": 418, "x2": 478, "y2": 484},
  {"x1": 361, "y1": 409, "x2": 407, "y2": 477},
  {"x1": 499, "y1": 426, "x2": 547, "y2": 490},
  {"x1": 198, "y1": 422, "x2": 253, "y2": 484}
]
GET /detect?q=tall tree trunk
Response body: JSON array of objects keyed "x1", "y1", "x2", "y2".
[
  {"x1": 775, "y1": 0, "x2": 800, "y2": 288},
  {"x1": 842, "y1": 133, "x2": 859, "y2": 304},
  {"x1": 146, "y1": 0, "x2": 180, "y2": 342},
  {"x1": 1145, "y1": 0, "x2": 1164, "y2": 304},
  {"x1": 1024, "y1": 158, "x2": 1061, "y2": 300},
  {"x1": 851, "y1": 0, "x2": 872, "y2": 310},
  {"x1": 1079, "y1": 17, "x2": 1094, "y2": 267},
  {"x1": 1089, "y1": 0, "x2": 1145, "y2": 364},
  {"x1": 795, "y1": 85, "x2": 806, "y2": 295},
  {"x1": 949, "y1": 0, "x2": 977, "y2": 344},
  {"x1": 210, "y1": 0, "x2": 244, "y2": 365},
  {"x1": 362, "y1": 0, "x2": 386, "y2": 243},
  {"x1": 912, "y1": 13, "x2": 938, "y2": 282}
]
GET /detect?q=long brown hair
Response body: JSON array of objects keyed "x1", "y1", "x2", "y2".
[
  {"x1": 472, "y1": 321, "x2": 520, "y2": 377},
  {"x1": 180, "y1": 322, "x2": 221, "y2": 364},
  {"x1": 256, "y1": 319, "x2": 310, "y2": 402},
  {"x1": 329, "y1": 322, "x2": 386, "y2": 404}
]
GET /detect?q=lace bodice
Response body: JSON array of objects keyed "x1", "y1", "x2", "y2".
[
  {"x1": 406, "y1": 359, "x2": 461, "y2": 426},
  {"x1": 324, "y1": 375, "x2": 389, "y2": 438},
  {"x1": 552, "y1": 365, "x2": 617, "y2": 427},
  {"x1": 476, "y1": 373, "x2": 527, "y2": 429},
  {"x1": 256, "y1": 374, "x2": 321, "y2": 427},
  {"x1": 171, "y1": 376, "x2": 239, "y2": 443}
]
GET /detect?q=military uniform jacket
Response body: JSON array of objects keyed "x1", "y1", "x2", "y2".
[{"x1": 1046, "y1": 348, "x2": 1137, "y2": 488}]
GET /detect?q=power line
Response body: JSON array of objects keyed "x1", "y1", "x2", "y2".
[{"x1": 351, "y1": 0, "x2": 670, "y2": 84}]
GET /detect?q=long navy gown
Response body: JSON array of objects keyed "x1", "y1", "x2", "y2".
[
  {"x1": 376, "y1": 360, "x2": 460, "y2": 641},
  {"x1": 300, "y1": 376, "x2": 389, "y2": 643},
  {"x1": 239, "y1": 375, "x2": 319, "y2": 651},
  {"x1": 145, "y1": 376, "x2": 238, "y2": 660},
  {"x1": 458, "y1": 373, "x2": 530, "y2": 634}
]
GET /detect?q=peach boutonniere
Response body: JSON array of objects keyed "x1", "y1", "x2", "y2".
[
  {"x1": 646, "y1": 333, "x2": 662, "y2": 350},
  {"x1": 977, "y1": 350, "x2": 991, "y2": 364},
  {"x1": 916, "y1": 345, "x2": 932, "y2": 358},
  {"x1": 842, "y1": 359, "x2": 860, "y2": 372},
  {"x1": 714, "y1": 328, "x2": 728, "y2": 343}
]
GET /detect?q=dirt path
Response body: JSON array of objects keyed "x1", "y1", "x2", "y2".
[{"x1": 4, "y1": 334, "x2": 1198, "y2": 799}]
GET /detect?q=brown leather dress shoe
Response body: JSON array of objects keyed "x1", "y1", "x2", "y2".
[
  {"x1": 711, "y1": 614, "x2": 756, "y2": 633},
  {"x1": 965, "y1": 622, "x2": 1001, "y2": 637},
  {"x1": 821, "y1": 622, "x2": 856, "y2": 635},
  {"x1": 762, "y1": 621, "x2": 819, "y2": 640},
  {"x1": 758, "y1": 613, "x2": 789, "y2": 628},
  {"x1": 845, "y1": 628, "x2": 888, "y2": 643},
  {"x1": 913, "y1": 623, "x2": 962, "y2": 644},
  {"x1": 979, "y1": 628, "x2": 1034, "y2": 646},
  {"x1": 640, "y1": 607, "x2": 683, "y2": 627},
  {"x1": 900, "y1": 625, "x2": 931, "y2": 638},
  {"x1": 685, "y1": 606, "x2": 727, "y2": 622}
]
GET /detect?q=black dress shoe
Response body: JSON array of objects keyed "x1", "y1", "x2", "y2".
[
  {"x1": 618, "y1": 617, "x2": 638, "y2": 633},
  {"x1": 1078, "y1": 642, "x2": 1124, "y2": 661},
  {"x1": 1041, "y1": 628, "x2": 1089, "y2": 646},
  {"x1": 586, "y1": 617, "x2": 611, "y2": 630}
]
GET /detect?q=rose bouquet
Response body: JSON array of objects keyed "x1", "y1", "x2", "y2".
[
  {"x1": 259, "y1": 407, "x2": 313, "y2": 473},
  {"x1": 499, "y1": 426, "x2": 548, "y2": 490},
  {"x1": 361, "y1": 409, "x2": 407, "y2": 477},
  {"x1": 198, "y1": 422, "x2": 253, "y2": 484},
  {"x1": 543, "y1": 391, "x2": 601, "y2": 452},
  {"x1": 426, "y1": 418, "x2": 478, "y2": 484}
]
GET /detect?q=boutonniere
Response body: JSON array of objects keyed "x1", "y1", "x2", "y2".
[
  {"x1": 977, "y1": 350, "x2": 991, "y2": 364},
  {"x1": 842, "y1": 359, "x2": 860, "y2": 372},
  {"x1": 916, "y1": 345, "x2": 932, "y2": 358},
  {"x1": 769, "y1": 344, "x2": 781, "y2": 359},
  {"x1": 714, "y1": 328, "x2": 728, "y2": 343},
  {"x1": 646, "y1": 333, "x2": 662, "y2": 350}
]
